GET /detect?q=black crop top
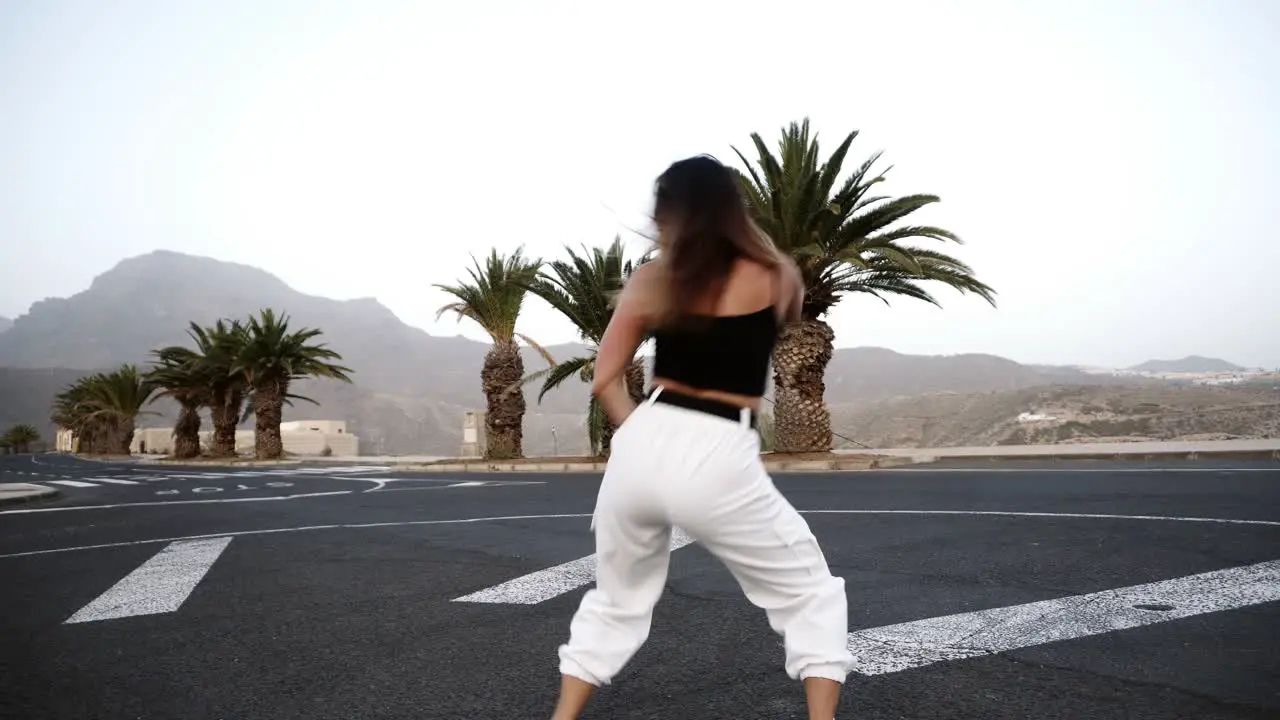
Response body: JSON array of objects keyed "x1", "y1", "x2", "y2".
[{"x1": 650, "y1": 306, "x2": 780, "y2": 397}]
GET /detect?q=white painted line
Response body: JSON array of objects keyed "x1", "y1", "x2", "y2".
[
  {"x1": 801, "y1": 509, "x2": 1280, "y2": 528},
  {"x1": 0, "y1": 513, "x2": 594, "y2": 558},
  {"x1": 847, "y1": 558, "x2": 1280, "y2": 675},
  {"x1": 879, "y1": 467, "x2": 1279, "y2": 474},
  {"x1": 0, "y1": 490, "x2": 352, "y2": 515},
  {"x1": 453, "y1": 528, "x2": 695, "y2": 604},
  {"x1": 64, "y1": 537, "x2": 233, "y2": 624},
  {"x1": 48, "y1": 480, "x2": 98, "y2": 488},
  {"x1": 90, "y1": 478, "x2": 140, "y2": 485},
  {"x1": 2, "y1": 509, "x2": 1277, "y2": 559}
]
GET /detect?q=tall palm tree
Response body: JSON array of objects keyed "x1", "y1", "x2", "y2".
[
  {"x1": 732, "y1": 118, "x2": 996, "y2": 452},
  {"x1": 435, "y1": 247, "x2": 550, "y2": 459},
  {"x1": 186, "y1": 319, "x2": 250, "y2": 458},
  {"x1": 520, "y1": 236, "x2": 650, "y2": 456},
  {"x1": 145, "y1": 346, "x2": 211, "y2": 459},
  {"x1": 2, "y1": 424, "x2": 40, "y2": 454},
  {"x1": 51, "y1": 365, "x2": 157, "y2": 455},
  {"x1": 232, "y1": 308, "x2": 354, "y2": 460}
]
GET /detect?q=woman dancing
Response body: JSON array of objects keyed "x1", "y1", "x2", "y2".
[{"x1": 550, "y1": 155, "x2": 854, "y2": 720}]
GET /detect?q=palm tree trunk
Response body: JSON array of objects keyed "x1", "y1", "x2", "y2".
[
  {"x1": 118, "y1": 419, "x2": 136, "y2": 455},
  {"x1": 98, "y1": 418, "x2": 134, "y2": 455},
  {"x1": 253, "y1": 381, "x2": 285, "y2": 460},
  {"x1": 209, "y1": 390, "x2": 242, "y2": 457},
  {"x1": 771, "y1": 318, "x2": 835, "y2": 453},
  {"x1": 626, "y1": 357, "x2": 647, "y2": 405},
  {"x1": 172, "y1": 402, "x2": 202, "y2": 459},
  {"x1": 597, "y1": 357, "x2": 647, "y2": 458},
  {"x1": 481, "y1": 341, "x2": 525, "y2": 459}
]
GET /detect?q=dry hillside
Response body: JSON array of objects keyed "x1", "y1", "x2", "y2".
[{"x1": 829, "y1": 383, "x2": 1280, "y2": 449}]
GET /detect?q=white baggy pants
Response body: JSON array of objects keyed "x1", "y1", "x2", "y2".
[{"x1": 557, "y1": 391, "x2": 854, "y2": 686}]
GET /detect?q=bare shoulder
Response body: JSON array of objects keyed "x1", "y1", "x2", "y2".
[
  {"x1": 627, "y1": 260, "x2": 661, "y2": 283},
  {"x1": 615, "y1": 260, "x2": 662, "y2": 314}
]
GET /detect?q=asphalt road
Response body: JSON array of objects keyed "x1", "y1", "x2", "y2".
[{"x1": 2, "y1": 454, "x2": 1278, "y2": 719}]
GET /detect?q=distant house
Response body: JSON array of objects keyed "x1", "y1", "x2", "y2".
[{"x1": 124, "y1": 419, "x2": 358, "y2": 457}]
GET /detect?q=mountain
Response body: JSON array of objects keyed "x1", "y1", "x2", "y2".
[
  {"x1": 0, "y1": 250, "x2": 1172, "y2": 455},
  {"x1": 829, "y1": 383, "x2": 1280, "y2": 449},
  {"x1": 823, "y1": 348, "x2": 1140, "y2": 402},
  {"x1": 0, "y1": 316, "x2": 11, "y2": 333},
  {"x1": 1129, "y1": 356, "x2": 1244, "y2": 373}
]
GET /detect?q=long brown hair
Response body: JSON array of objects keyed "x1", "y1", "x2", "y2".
[{"x1": 648, "y1": 154, "x2": 785, "y2": 328}]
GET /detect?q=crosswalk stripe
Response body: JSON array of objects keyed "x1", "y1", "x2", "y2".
[
  {"x1": 48, "y1": 480, "x2": 98, "y2": 488},
  {"x1": 89, "y1": 478, "x2": 140, "y2": 485},
  {"x1": 64, "y1": 537, "x2": 233, "y2": 624},
  {"x1": 845, "y1": 558, "x2": 1280, "y2": 675},
  {"x1": 453, "y1": 528, "x2": 695, "y2": 605}
]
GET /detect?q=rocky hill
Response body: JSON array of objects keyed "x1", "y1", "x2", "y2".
[
  {"x1": 829, "y1": 384, "x2": 1280, "y2": 449},
  {"x1": 0, "y1": 250, "x2": 1256, "y2": 455},
  {"x1": 0, "y1": 316, "x2": 11, "y2": 334},
  {"x1": 1129, "y1": 356, "x2": 1245, "y2": 373}
]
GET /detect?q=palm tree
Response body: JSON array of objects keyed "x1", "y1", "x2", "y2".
[
  {"x1": 520, "y1": 236, "x2": 651, "y2": 456},
  {"x1": 145, "y1": 346, "x2": 210, "y2": 459},
  {"x1": 186, "y1": 319, "x2": 250, "y2": 457},
  {"x1": 232, "y1": 308, "x2": 354, "y2": 460},
  {"x1": 2, "y1": 424, "x2": 40, "y2": 454},
  {"x1": 51, "y1": 365, "x2": 157, "y2": 455},
  {"x1": 435, "y1": 247, "x2": 550, "y2": 459},
  {"x1": 731, "y1": 119, "x2": 996, "y2": 452}
]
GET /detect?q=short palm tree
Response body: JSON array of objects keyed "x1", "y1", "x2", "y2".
[
  {"x1": 187, "y1": 319, "x2": 251, "y2": 458},
  {"x1": 232, "y1": 308, "x2": 354, "y2": 460},
  {"x1": 145, "y1": 345, "x2": 211, "y2": 459},
  {"x1": 520, "y1": 236, "x2": 650, "y2": 456},
  {"x1": 51, "y1": 365, "x2": 157, "y2": 455},
  {"x1": 435, "y1": 247, "x2": 550, "y2": 459},
  {"x1": 2, "y1": 423, "x2": 40, "y2": 454},
  {"x1": 732, "y1": 118, "x2": 996, "y2": 452}
]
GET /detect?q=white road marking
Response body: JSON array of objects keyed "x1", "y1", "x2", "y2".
[
  {"x1": 48, "y1": 480, "x2": 98, "y2": 488},
  {"x1": 0, "y1": 490, "x2": 353, "y2": 515},
  {"x1": 879, "y1": 467, "x2": 1279, "y2": 473},
  {"x1": 847, "y1": 558, "x2": 1280, "y2": 675},
  {"x1": 64, "y1": 537, "x2": 232, "y2": 624},
  {"x1": 0, "y1": 513, "x2": 596, "y2": 557},
  {"x1": 801, "y1": 509, "x2": 1280, "y2": 528},
  {"x1": 2, "y1": 509, "x2": 1277, "y2": 558},
  {"x1": 453, "y1": 528, "x2": 696, "y2": 604},
  {"x1": 89, "y1": 478, "x2": 140, "y2": 485}
]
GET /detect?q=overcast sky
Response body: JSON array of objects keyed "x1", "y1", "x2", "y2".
[{"x1": 2, "y1": 0, "x2": 1277, "y2": 369}]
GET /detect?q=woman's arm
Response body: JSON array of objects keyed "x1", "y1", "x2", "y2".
[{"x1": 590, "y1": 263, "x2": 655, "y2": 426}]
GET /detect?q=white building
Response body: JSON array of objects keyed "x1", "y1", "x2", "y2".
[{"x1": 129, "y1": 419, "x2": 358, "y2": 457}]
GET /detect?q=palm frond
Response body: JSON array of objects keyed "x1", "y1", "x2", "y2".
[{"x1": 731, "y1": 118, "x2": 995, "y2": 317}]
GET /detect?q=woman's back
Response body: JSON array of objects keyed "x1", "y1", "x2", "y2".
[{"x1": 648, "y1": 258, "x2": 796, "y2": 408}]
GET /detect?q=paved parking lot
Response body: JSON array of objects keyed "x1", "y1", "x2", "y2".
[{"x1": 1, "y1": 455, "x2": 1278, "y2": 719}]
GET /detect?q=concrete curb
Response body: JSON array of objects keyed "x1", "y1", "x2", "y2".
[
  {"x1": 894, "y1": 449, "x2": 1280, "y2": 464},
  {"x1": 387, "y1": 455, "x2": 916, "y2": 474},
  {"x1": 0, "y1": 483, "x2": 61, "y2": 507},
  {"x1": 135, "y1": 457, "x2": 305, "y2": 467}
]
